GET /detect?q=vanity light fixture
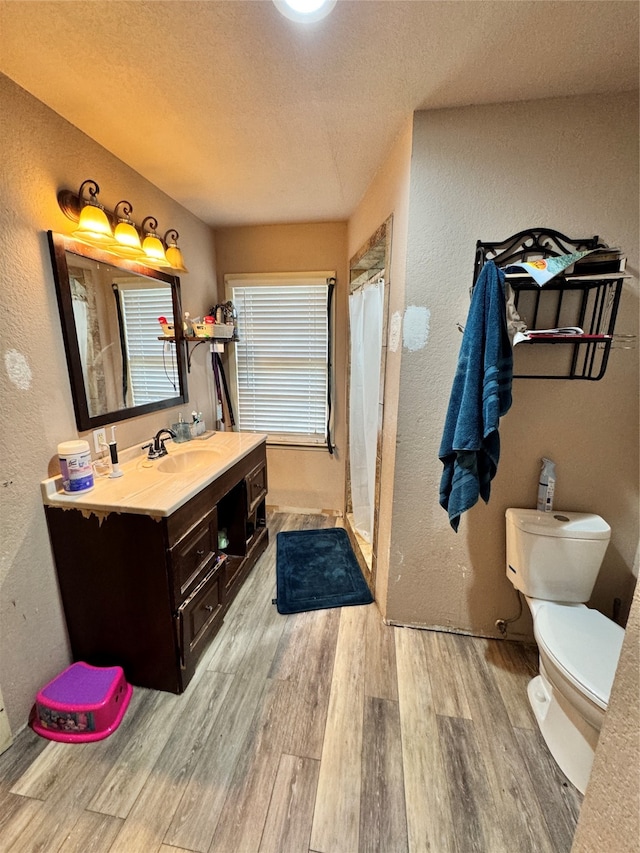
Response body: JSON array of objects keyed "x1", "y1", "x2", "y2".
[
  {"x1": 71, "y1": 180, "x2": 115, "y2": 246},
  {"x1": 164, "y1": 230, "x2": 189, "y2": 274},
  {"x1": 57, "y1": 180, "x2": 188, "y2": 273},
  {"x1": 273, "y1": 0, "x2": 336, "y2": 23},
  {"x1": 112, "y1": 201, "x2": 145, "y2": 259},
  {"x1": 141, "y1": 217, "x2": 171, "y2": 268}
]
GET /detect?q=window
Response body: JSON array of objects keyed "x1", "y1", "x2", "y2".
[
  {"x1": 225, "y1": 272, "x2": 334, "y2": 447},
  {"x1": 117, "y1": 281, "x2": 179, "y2": 406}
]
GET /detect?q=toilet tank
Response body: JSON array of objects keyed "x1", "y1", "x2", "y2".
[{"x1": 505, "y1": 508, "x2": 611, "y2": 602}]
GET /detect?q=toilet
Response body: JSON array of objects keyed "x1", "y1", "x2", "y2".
[{"x1": 505, "y1": 508, "x2": 625, "y2": 794}]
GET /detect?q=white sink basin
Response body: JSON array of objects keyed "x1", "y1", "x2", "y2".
[{"x1": 156, "y1": 450, "x2": 221, "y2": 474}]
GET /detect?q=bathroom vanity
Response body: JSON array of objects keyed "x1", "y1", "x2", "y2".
[{"x1": 42, "y1": 433, "x2": 268, "y2": 693}]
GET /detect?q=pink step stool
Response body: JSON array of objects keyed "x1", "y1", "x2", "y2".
[{"x1": 31, "y1": 662, "x2": 133, "y2": 743}]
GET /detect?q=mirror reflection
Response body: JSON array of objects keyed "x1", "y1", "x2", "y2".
[{"x1": 48, "y1": 232, "x2": 188, "y2": 431}]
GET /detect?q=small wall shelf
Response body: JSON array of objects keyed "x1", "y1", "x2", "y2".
[
  {"x1": 158, "y1": 335, "x2": 235, "y2": 372},
  {"x1": 474, "y1": 228, "x2": 628, "y2": 381}
]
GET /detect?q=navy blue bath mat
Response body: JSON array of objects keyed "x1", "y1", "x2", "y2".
[{"x1": 275, "y1": 527, "x2": 373, "y2": 615}]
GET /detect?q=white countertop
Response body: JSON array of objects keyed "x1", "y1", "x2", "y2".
[{"x1": 41, "y1": 431, "x2": 267, "y2": 518}]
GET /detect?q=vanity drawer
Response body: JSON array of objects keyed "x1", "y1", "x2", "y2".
[
  {"x1": 176, "y1": 559, "x2": 226, "y2": 673},
  {"x1": 169, "y1": 508, "x2": 219, "y2": 605},
  {"x1": 245, "y1": 460, "x2": 267, "y2": 516}
]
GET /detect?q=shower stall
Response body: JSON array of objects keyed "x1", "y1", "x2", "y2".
[{"x1": 345, "y1": 217, "x2": 392, "y2": 590}]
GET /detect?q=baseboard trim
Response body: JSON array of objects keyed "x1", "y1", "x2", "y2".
[
  {"x1": 385, "y1": 621, "x2": 534, "y2": 642},
  {"x1": 266, "y1": 505, "x2": 343, "y2": 517}
]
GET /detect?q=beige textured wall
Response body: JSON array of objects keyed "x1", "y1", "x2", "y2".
[
  {"x1": 347, "y1": 117, "x2": 413, "y2": 614},
  {"x1": 0, "y1": 74, "x2": 218, "y2": 730},
  {"x1": 213, "y1": 223, "x2": 348, "y2": 512},
  {"x1": 571, "y1": 580, "x2": 640, "y2": 851},
  {"x1": 388, "y1": 92, "x2": 639, "y2": 636}
]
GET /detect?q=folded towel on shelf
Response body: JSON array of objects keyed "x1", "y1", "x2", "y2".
[{"x1": 439, "y1": 261, "x2": 513, "y2": 531}]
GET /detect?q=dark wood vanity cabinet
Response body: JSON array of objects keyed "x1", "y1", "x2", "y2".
[{"x1": 44, "y1": 444, "x2": 268, "y2": 693}]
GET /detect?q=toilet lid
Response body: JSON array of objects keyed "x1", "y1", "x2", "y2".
[{"x1": 534, "y1": 604, "x2": 625, "y2": 709}]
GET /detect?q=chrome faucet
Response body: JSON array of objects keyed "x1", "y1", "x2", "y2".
[{"x1": 142, "y1": 428, "x2": 177, "y2": 459}]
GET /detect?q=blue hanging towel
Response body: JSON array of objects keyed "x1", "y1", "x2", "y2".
[{"x1": 438, "y1": 261, "x2": 513, "y2": 531}]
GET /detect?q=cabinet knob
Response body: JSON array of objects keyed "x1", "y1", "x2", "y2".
[
  {"x1": 196, "y1": 549, "x2": 205, "y2": 558},
  {"x1": 204, "y1": 604, "x2": 214, "y2": 613}
]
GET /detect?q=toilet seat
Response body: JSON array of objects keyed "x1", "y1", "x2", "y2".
[{"x1": 534, "y1": 603, "x2": 624, "y2": 710}]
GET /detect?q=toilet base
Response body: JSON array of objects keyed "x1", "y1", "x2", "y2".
[{"x1": 527, "y1": 673, "x2": 599, "y2": 794}]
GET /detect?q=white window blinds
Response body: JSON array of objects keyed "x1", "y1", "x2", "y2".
[
  {"x1": 226, "y1": 273, "x2": 333, "y2": 446},
  {"x1": 118, "y1": 284, "x2": 179, "y2": 405}
]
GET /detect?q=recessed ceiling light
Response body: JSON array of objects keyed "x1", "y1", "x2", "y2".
[{"x1": 273, "y1": 0, "x2": 337, "y2": 23}]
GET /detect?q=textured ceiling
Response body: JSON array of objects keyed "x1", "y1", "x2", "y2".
[{"x1": 1, "y1": 1, "x2": 638, "y2": 227}]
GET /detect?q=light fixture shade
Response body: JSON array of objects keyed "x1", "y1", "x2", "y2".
[
  {"x1": 164, "y1": 230, "x2": 189, "y2": 273},
  {"x1": 141, "y1": 216, "x2": 170, "y2": 267},
  {"x1": 142, "y1": 234, "x2": 170, "y2": 267},
  {"x1": 73, "y1": 202, "x2": 114, "y2": 245},
  {"x1": 111, "y1": 201, "x2": 145, "y2": 259},
  {"x1": 165, "y1": 245, "x2": 189, "y2": 273},
  {"x1": 113, "y1": 220, "x2": 144, "y2": 258}
]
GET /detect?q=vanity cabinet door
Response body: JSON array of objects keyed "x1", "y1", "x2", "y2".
[
  {"x1": 246, "y1": 460, "x2": 267, "y2": 516},
  {"x1": 169, "y1": 507, "x2": 219, "y2": 606},
  {"x1": 176, "y1": 559, "x2": 226, "y2": 680}
]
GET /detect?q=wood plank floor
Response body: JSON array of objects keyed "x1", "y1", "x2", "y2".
[{"x1": 0, "y1": 512, "x2": 582, "y2": 853}]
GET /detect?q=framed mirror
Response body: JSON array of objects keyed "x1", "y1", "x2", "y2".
[{"x1": 48, "y1": 231, "x2": 188, "y2": 431}]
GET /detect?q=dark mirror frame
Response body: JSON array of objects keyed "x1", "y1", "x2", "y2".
[{"x1": 48, "y1": 230, "x2": 188, "y2": 431}]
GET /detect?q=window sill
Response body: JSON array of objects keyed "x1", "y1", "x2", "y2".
[{"x1": 266, "y1": 438, "x2": 330, "y2": 451}]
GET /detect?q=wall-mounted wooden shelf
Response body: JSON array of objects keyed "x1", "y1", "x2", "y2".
[
  {"x1": 158, "y1": 335, "x2": 236, "y2": 343},
  {"x1": 158, "y1": 335, "x2": 236, "y2": 372}
]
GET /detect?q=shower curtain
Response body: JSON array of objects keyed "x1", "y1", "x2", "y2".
[
  {"x1": 348, "y1": 276, "x2": 384, "y2": 544},
  {"x1": 72, "y1": 293, "x2": 90, "y2": 392}
]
